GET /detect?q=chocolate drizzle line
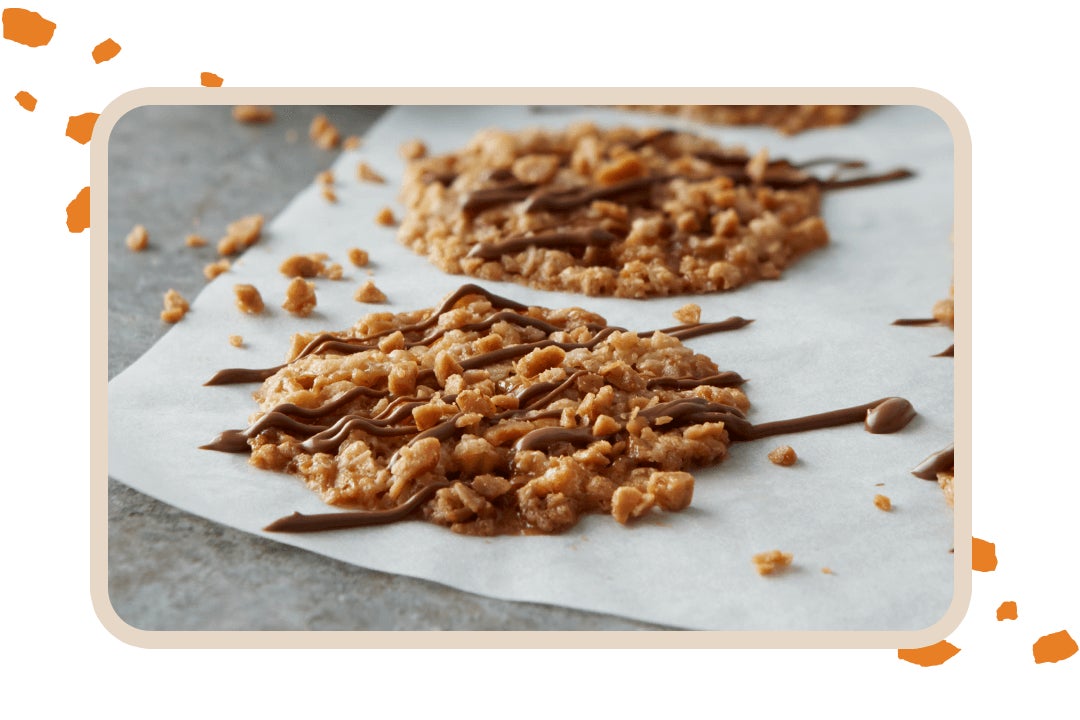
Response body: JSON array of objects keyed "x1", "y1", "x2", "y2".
[
  {"x1": 258, "y1": 394, "x2": 915, "y2": 533},
  {"x1": 892, "y1": 318, "x2": 941, "y2": 327},
  {"x1": 203, "y1": 300, "x2": 750, "y2": 388},
  {"x1": 204, "y1": 284, "x2": 529, "y2": 386},
  {"x1": 911, "y1": 444, "x2": 954, "y2": 480},
  {"x1": 466, "y1": 228, "x2": 619, "y2": 260},
  {"x1": 262, "y1": 482, "x2": 450, "y2": 533}
]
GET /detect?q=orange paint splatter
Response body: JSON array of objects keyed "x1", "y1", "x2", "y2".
[
  {"x1": 92, "y1": 37, "x2": 120, "y2": 63},
  {"x1": 2, "y1": 8, "x2": 55, "y2": 46},
  {"x1": 996, "y1": 601, "x2": 1018, "y2": 621},
  {"x1": 200, "y1": 72, "x2": 223, "y2": 87},
  {"x1": 972, "y1": 537, "x2": 998, "y2": 572},
  {"x1": 66, "y1": 112, "x2": 99, "y2": 145},
  {"x1": 897, "y1": 640, "x2": 960, "y2": 667},
  {"x1": 14, "y1": 90, "x2": 36, "y2": 111},
  {"x1": 1033, "y1": 630, "x2": 1078, "y2": 664},
  {"x1": 66, "y1": 186, "x2": 90, "y2": 233}
]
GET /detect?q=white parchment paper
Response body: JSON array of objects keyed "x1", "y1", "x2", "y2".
[{"x1": 108, "y1": 105, "x2": 955, "y2": 630}]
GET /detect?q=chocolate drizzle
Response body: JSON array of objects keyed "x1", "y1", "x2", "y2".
[
  {"x1": 892, "y1": 318, "x2": 941, "y2": 327},
  {"x1": 262, "y1": 482, "x2": 450, "y2": 533},
  {"x1": 466, "y1": 228, "x2": 619, "y2": 260},
  {"x1": 911, "y1": 444, "x2": 954, "y2": 480}
]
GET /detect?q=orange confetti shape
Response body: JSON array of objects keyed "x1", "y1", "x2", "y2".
[
  {"x1": 1033, "y1": 630, "x2": 1078, "y2": 664},
  {"x1": 15, "y1": 90, "x2": 36, "y2": 111},
  {"x1": 2, "y1": 7, "x2": 55, "y2": 46},
  {"x1": 996, "y1": 601, "x2": 1018, "y2": 621},
  {"x1": 200, "y1": 72, "x2": 223, "y2": 87},
  {"x1": 972, "y1": 537, "x2": 998, "y2": 572},
  {"x1": 66, "y1": 112, "x2": 99, "y2": 145},
  {"x1": 897, "y1": 640, "x2": 961, "y2": 667},
  {"x1": 66, "y1": 187, "x2": 90, "y2": 233},
  {"x1": 92, "y1": 37, "x2": 120, "y2": 63}
]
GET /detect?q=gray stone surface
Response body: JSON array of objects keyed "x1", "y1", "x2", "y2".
[{"x1": 107, "y1": 105, "x2": 661, "y2": 631}]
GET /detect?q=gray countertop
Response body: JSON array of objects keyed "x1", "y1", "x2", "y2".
[{"x1": 107, "y1": 104, "x2": 659, "y2": 631}]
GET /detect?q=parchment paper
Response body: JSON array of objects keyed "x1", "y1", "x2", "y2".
[{"x1": 108, "y1": 105, "x2": 955, "y2": 630}]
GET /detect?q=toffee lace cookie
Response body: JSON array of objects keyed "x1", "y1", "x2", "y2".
[
  {"x1": 618, "y1": 105, "x2": 868, "y2": 135},
  {"x1": 396, "y1": 125, "x2": 911, "y2": 298},
  {"x1": 203, "y1": 285, "x2": 915, "y2": 536}
]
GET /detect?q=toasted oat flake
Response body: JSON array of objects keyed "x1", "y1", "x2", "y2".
[
  {"x1": 282, "y1": 278, "x2": 317, "y2": 316},
  {"x1": 354, "y1": 279, "x2": 387, "y2": 303},
  {"x1": 125, "y1": 224, "x2": 149, "y2": 252},
  {"x1": 752, "y1": 550, "x2": 793, "y2": 576}
]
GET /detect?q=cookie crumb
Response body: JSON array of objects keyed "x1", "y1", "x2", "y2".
[
  {"x1": 347, "y1": 247, "x2": 369, "y2": 267},
  {"x1": 611, "y1": 486, "x2": 653, "y2": 524},
  {"x1": 996, "y1": 601, "x2": 1018, "y2": 621},
  {"x1": 160, "y1": 289, "x2": 189, "y2": 323},
  {"x1": 821, "y1": 567, "x2": 834, "y2": 575},
  {"x1": 283, "y1": 278, "x2": 317, "y2": 316},
  {"x1": 376, "y1": 207, "x2": 396, "y2": 226},
  {"x1": 321, "y1": 186, "x2": 337, "y2": 204},
  {"x1": 938, "y1": 470, "x2": 954, "y2": 507},
  {"x1": 768, "y1": 445, "x2": 797, "y2": 466},
  {"x1": 324, "y1": 263, "x2": 343, "y2": 280},
  {"x1": 752, "y1": 550, "x2": 793, "y2": 576},
  {"x1": 232, "y1": 105, "x2": 274, "y2": 124},
  {"x1": 228, "y1": 334, "x2": 244, "y2": 348},
  {"x1": 317, "y1": 170, "x2": 334, "y2": 186},
  {"x1": 234, "y1": 283, "x2": 264, "y2": 314},
  {"x1": 357, "y1": 162, "x2": 385, "y2": 184},
  {"x1": 203, "y1": 258, "x2": 231, "y2": 280},
  {"x1": 672, "y1": 303, "x2": 701, "y2": 325},
  {"x1": 873, "y1": 494, "x2": 892, "y2": 511},
  {"x1": 343, "y1": 136, "x2": 361, "y2": 150},
  {"x1": 309, "y1": 114, "x2": 340, "y2": 150},
  {"x1": 399, "y1": 139, "x2": 427, "y2": 160},
  {"x1": 217, "y1": 214, "x2": 264, "y2": 256},
  {"x1": 932, "y1": 297, "x2": 954, "y2": 328},
  {"x1": 185, "y1": 234, "x2": 207, "y2": 248},
  {"x1": 125, "y1": 224, "x2": 149, "y2": 252},
  {"x1": 354, "y1": 279, "x2": 387, "y2": 303},
  {"x1": 280, "y1": 254, "x2": 322, "y2": 278}
]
